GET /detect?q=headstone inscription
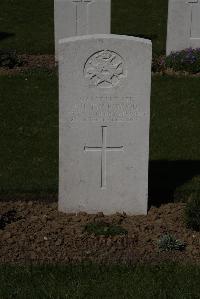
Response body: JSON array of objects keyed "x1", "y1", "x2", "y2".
[
  {"x1": 54, "y1": 0, "x2": 111, "y2": 59},
  {"x1": 167, "y1": 0, "x2": 200, "y2": 55},
  {"x1": 58, "y1": 34, "x2": 152, "y2": 215}
]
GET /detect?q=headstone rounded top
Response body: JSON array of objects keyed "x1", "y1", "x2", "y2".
[{"x1": 59, "y1": 34, "x2": 152, "y2": 46}]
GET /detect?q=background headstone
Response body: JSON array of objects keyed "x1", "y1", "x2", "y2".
[
  {"x1": 167, "y1": 0, "x2": 200, "y2": 55},
  {"x1": 58, "y1": 34, "x2": 152, "y2": 215},
  {"x1": 54, "y1": 0, "x2": 111, "y2": 59}
]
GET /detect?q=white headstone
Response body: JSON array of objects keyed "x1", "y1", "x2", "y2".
[
  {"x1": 167, "y1": 0, "x2": 200, "y2": 55},
  {"x1": 58, "y1": 34, "x2": 152, "y2": 215},
  {"x1": 54, "y1": 0, "x2": 111, "y2": 60}
]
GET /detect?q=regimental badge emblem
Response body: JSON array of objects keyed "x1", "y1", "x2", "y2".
[{"x1": 84, "y1": 50, "x2": 127, "y2": 88}]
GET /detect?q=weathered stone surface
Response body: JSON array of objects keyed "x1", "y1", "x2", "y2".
[
  {"x1": 167, "y1": 0, "x2": 200, "y2": 55},
  {"x1": 54, "y1": 0, "x2": 111, "y2": 59},
  {"x1": 58, "y1": 34, "x2": 152, "y2": 215}
]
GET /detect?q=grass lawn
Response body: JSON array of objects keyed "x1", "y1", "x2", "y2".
[
  {"x1": 0, "y1": 0, "x2": 168, "y2": 55},
  {"x1": 0, "y1": 0, "x2": 54, "y2": 55},
  {"x1": 0, "y1": 2, "x2": 199, "y2": 297},
  {"x1": 0, "y1": 70, "x2": 199, "y2": 202},
  {"x1": 112, "y1": 0, "x2": 168, "y2": 55},
  {"x1": 0, "y1": 70, "x2": 58, "y2": 196},
  {"x1": 0, "y1": 263, "x2": 200, "y2": 298}
]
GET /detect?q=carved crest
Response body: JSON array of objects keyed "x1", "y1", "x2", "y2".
[{"x1": 84, "y1": 50, "x2": 126, "y2": 88}]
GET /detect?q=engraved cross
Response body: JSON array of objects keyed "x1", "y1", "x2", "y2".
[
  {"x1": 72, "y1": 0, "x2": 93, "y2": 35},
  {"x1": 84, "y1": 126, "x2": 124, "y2": 189},
  {"x1": 188, "y1": 0, "x2": 200, "y2": 39}
]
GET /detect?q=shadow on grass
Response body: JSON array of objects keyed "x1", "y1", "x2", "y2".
[
  {"x1": 0, "y1": 32, "x2": 15, "y2": 41},
  {"x1": 149, "y1": 160, "x2": 200, "y2": 208},
  {"x1": 0, "y1": 161, "x2": 199, "y2": 208}
]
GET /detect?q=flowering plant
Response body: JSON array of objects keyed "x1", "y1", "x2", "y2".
[
  {"x1": 165, "y1": 48, "x2": 200, "y2": 74},
  {"x1": 185, "y1": 192, "x2": 200, "y2": 231},
  {"x1": 152, "y1": 55, "x2": 166, "y2": 72}
]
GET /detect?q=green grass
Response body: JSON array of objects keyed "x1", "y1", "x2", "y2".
[
  {"x1": 150, "y1": 75, "x2": 200, "y2": 160},
  {"x1": 112, "y1": 0, "x2": 168, "y2": 55},
  {"x1": 0, "y1": 0, "x2": 54, "y2": 54},
  {"x1": 150, "y1": 75, "x2": 200, "y2": 204},
  {"x1": 0, "y1": 264, "x2": 200, "y2": 298},
  {"x1": 0, "y1": 0, "x2": 168, "y2": 55},
  {"x1": 0, "y1": 71, "x2": 199, "y2": 201},
  {"x1": 0, "y1": 70, "x2": 58, "y2": 195}
]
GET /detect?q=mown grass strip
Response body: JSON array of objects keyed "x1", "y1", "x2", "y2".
[{"x1": 0, "y1": 263, "x2": 200, "y2": 299}]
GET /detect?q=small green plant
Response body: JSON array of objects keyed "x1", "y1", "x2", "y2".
[
  {"x1": 0, "y1": 49, "x2": 23, "y2": 68},
  {"x1": 185, "y1": 192, "x2": 200, "y2": 231},
  {"x1": 166, "y1": 48, "x2": 200, "y2": 74},
  {"x1": 84, "y1": 221, "x2": 128, "y2": 237},
  {"x1": 158, "y1": 234, "x2": 186, "y2": 252}
]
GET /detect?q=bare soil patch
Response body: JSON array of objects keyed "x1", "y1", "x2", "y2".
[
  {"x1": 154, "y1": 69, "x2": 200, "y2": 77},
  {"x1": 19, "y1": 54, "x2": 56, "y2": 69},
  {"x1": 1, "y1": 54, "x2": 200, "y2": 77},
  {"x1": 0, "y1": 201, "x2": 199, "y2": 265},
  {"x1": 0, "y1": 55, "x2": 56, "y2": 75}
]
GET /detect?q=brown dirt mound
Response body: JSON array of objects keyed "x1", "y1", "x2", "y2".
[
  {"x1": 0, "y1": 55, "x2": 56, "y2": 75},
  {"x1": 0, "y1": 201, "x2": 199, "y2": 265},
  {"x1": 19, "y1": 54, "x2": 56, "y2": 69},
  {"x1": 1, "y1": 54, "x2": 200, "y2": 77}
]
